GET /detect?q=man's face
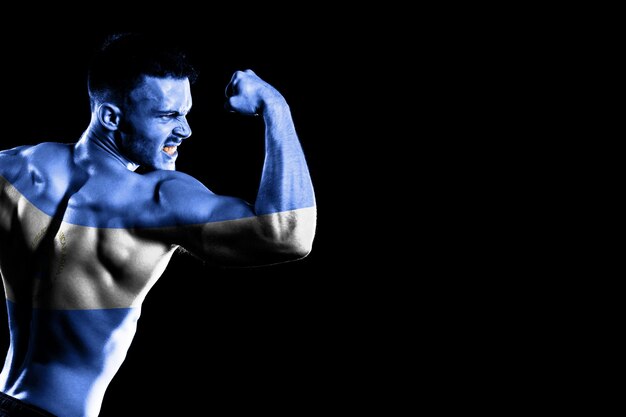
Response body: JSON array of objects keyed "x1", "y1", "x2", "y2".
[{"x1": 120, "y1": 76, "x2": 193, "y2": 171}]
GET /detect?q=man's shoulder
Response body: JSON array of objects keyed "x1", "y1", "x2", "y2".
[
  {"x1": 65, "y1": 169, "x2": 217, "y2": 229},
  {"x1": 0, "y1": 144, "x2": 30, "y2": 178},
  {"x1": 145, "y1": 170, "x2": 212, "y2": 195},
  {"x1": 0, "y1": 142, "x2": 72, "y2": 181},
  {"x1": 140, "y1": 170, "x2": 250, "y2": 226},
  {"x1": 144, "y1": 169, "x2": 215, "y2": 211},
  {"x1": 0, "y1": 142, "x2": 71, "y2": 156}
]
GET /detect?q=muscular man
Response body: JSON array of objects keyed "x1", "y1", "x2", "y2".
[{"x1": 0, "y1": 34, "x2": 316, "y2": 417}]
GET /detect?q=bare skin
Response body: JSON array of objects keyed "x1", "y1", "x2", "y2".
[{"x1": 0, "y1": 71, "x2": 316, "y2": 417}]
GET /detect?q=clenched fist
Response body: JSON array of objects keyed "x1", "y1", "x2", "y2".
[{"x1": 225, "y1": 70, "x2": 285, "y2": 116}]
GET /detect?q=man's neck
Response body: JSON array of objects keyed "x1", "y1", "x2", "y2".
[{"x1": 75, "y1": 125, "x2": 139, "y2": 172}]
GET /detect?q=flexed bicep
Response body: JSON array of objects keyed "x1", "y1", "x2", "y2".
[
  {"x1": 146, "y1": 173, "x2": 315, "y2": 267},
  {"x1": 188, "y1": 206, "x2": 316, "y2": 267},
  {"x1": 172, "y1": 191, "x2": 315, "y2": 267}
]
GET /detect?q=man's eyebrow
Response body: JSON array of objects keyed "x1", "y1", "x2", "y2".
[{"x1": 153, "y1": 108, "x2": 192, "y2": 115}]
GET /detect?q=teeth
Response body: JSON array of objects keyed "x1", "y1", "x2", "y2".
[{"x1": 163, "y1": 146, "x2": 177, "y2": 156}]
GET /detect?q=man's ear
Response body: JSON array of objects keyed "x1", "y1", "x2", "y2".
[{"x1": 97, "y1": 103, "x2": 123, "y2": 131}]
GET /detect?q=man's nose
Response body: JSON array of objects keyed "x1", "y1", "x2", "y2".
[{"x1": 173, "y1": 116, "x2": 192, "y2": 139}]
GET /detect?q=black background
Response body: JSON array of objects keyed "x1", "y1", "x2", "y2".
[{"x1": 0, "y1": 23, "x2": 369, "y2": 415}]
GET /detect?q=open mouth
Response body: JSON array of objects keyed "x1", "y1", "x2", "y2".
[{"x1": 163, "y1": 146, "x2": 178, "y2": 156}]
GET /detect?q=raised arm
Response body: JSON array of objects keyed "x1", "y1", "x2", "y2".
[{"x1": 160, "y1": 70, "x2": 316, "y2": 267}]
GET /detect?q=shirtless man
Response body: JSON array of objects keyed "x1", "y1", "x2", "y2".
[{"x1": 0, "y1": 34, "x2": 316, "y2": 417}]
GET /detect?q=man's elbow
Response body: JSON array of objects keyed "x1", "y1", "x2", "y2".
[
  {"x1": 285, "y1": 235, "x2": 314, "y2": 260},
  {"x1": 275, "y1": 224, "x2": 316, "y2": 261},
  {"x1": 288, "y1": 211, "x2": 316, "y2": 259},
  {"x1": 264, "y1": 207, "x2": 316, "y2": 261}
]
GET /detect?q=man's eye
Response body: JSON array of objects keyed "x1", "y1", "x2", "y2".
[{"x1": 160, "y1": 114, "x2": 176, "y2": 119}]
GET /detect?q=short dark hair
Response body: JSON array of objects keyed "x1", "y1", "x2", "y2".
[{"x1": 88, "y1": 33, "x2": 197, "y2": 109}]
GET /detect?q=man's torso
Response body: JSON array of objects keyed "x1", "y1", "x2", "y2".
[{"x1": 0, "y1": 142, "x2": 180, "y2": 417}]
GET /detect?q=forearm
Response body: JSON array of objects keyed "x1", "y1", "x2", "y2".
[{"x1": 255, "y1": 100, "x2": 315, "y2": 215}]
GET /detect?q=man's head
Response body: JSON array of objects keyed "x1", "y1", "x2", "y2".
[{"x1": 88, "y1": 33, "x2": 197, "y2": 171}]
